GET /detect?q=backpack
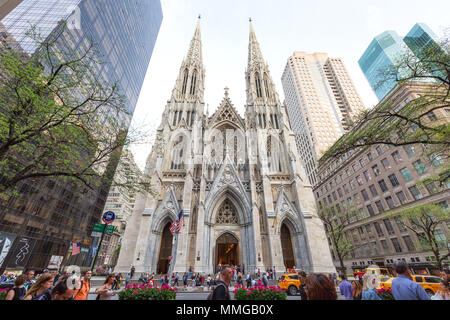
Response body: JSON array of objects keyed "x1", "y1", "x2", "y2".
[{"x1": 207, "y1": 282, "x2": 228, "y2": 300}]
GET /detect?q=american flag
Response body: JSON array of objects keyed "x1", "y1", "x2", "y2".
[
  {"x1": 71, "y1": 242, "x2": 81, "y2": 256},
  {"x1": 169, "y1": 210, "x2": 183, "y2": 235}
]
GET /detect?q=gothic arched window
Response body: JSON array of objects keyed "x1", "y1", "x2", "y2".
[
  {"x1": 255, "y1": 72, "x2": 262, "y2": 98},
  {"x1": 190, "y1": 69, "x2": 197, "y2": 95},
  {"x1": 264, "y1": 74, "x2": 270, "y2": 98},
  {"x1": 216, "y1": 199, "x2": 238, "y2": 224},
  {"x1": 181, "y1": 69, "x2": 188, "y2": 94}
]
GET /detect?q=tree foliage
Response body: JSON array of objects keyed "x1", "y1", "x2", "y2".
[
  {"x1": 392, "y1": 203, "x2": 449, "y2": 270},
  {"x1": 317, "y1": 204, "x2": 356, "y2": 276},
  {"x1": 0, "y1": 23, "x2": 152, "y2": 195}
]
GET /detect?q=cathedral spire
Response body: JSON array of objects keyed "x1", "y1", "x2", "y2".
[
  {"x1": 248, "y1": 19, "x2": 265, "y2": 71},
  {"x1": 170, "y1": 16, "x2": 205, "y2": 103}
]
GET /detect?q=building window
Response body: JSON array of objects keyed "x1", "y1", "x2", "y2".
[
  {"x1": 380, "y1": 239, "x2": 389, "y2": 251},
  {"x1": 374, "y1": 222, "x2": 384, "y2": 237},
  {"x1": 356, "y1": 175, "x2": 364, "y2": 186},
  {"x1": 388, "y1": 174, "x2": 400, "y2": 187},
  {"x1": 363, "y1": 170, "x2": 371, "y2": 182},
  {"x1": 408, "y1": 185, "x2": 423, "y2": 200},
  {"x1": 327, "y1": 195, "x2": 332, "y2": 203},
  {"x1": 396, "y1": 191, "x2": 408, "y2": 204},
  {"x1": 381, "y1": 158, "x2": 391, "y2": 170},
  {"x1": 425, "y1": 111, "x2": 437, "y2": 121},
  {"x1": 350, "y1": 179, "x2": 357, "y2": 190},
  {"x1": 372, "y1": 164, "x2": 381, "y2": 176},
  {"x1": 394, "y1": 217, "x2": 407, "y2": 232},
  {"x1": 383, "y1": 219, "x2": 395, "y2": 235},
  {"x1": 391, "y1": 151, "x2": 403, "y2": 164},
  {"x1": 435, "y1": 230, "x2": 447, "y2": 248},
  {"x1": 375, "y1": 200, "x2": 384, "y2": 213},
  {"x1": 399, "y1": 167, "x2": 413, "y2": 182},
  {"x1": 367, "y1": 204, "x2": 375, "y2": 216},
  {"x1": 359, "y1": 158, "x2": 366, "y2": 167},
  {"x1": 332, "y1": 191, "x2": 337, "y2": 201},
  {"x1": 337, "y1": 188, "x2": 343, "y2": 197},
  {"x1": 429, "y1": 154, "x2": 443, "y2": 167},
  {"x1": 367, "y1": 152, "x2": 374, "y2": 161},
  {"x1": 354, "y1": 193, "x2": 361, "y2": 204},
  {"x1": 343, "y1": 184, "x2": 349, "y2": 194},
  {"x1": 413, "y1": 159, "x2": 427, "y2": 174},
  {"x1": 403, "y1": 145, "x2": 416, "y2": 158},
  {"x1": 378, "y1": 179, "x2": 388, "y2": 192},
  {"x1": 385, "y1": 196, "x2": 395, "y2": 209},
  {"x1": 376, "y1": 146, "x2": 383, "y2": 156},
  {"x1": 391, "y1": 238, "x2": 403, "y2": 253},
  {"x1": 361, "y1": 189, "x2": 369, "y2": 201},
  {"x1": 369, "y1": 185, "x2": 378, "y2": 197},
  {"x1": 425, "y1": 181, "x2": 438, "y2": 194}
]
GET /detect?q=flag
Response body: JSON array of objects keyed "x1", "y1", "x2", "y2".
[
  {"x1": 71, "y1": 242, "x2": 81, "y2": 256},
  {"x1": 169, "y1": 220, "x2": 176, "y2": 236},
  {"x1": 176, "y1": 210, "x2": 183, "y2": 232},
  {"x1": 273, "y1": 214, "x2": 278, "y2": 228},
  {"x1": 91, "y1": 246, "x2": 97, "y2": 258}
]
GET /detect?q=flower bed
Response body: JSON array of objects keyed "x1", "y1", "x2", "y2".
[
  {"x1": 377, "y1": 288, "x2": 394, "y2": 300},
  {"x1": 233, "y1": 285, "x2": 287, "y2": 300},
  {"x1": 0, "y1": 288, "x2": 11, "y2": 300},
  {"x1": 118, "y1": 283, "x2": 176, "y2": 300}
]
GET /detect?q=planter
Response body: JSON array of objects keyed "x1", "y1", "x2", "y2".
[
  {"x1": 377, "y1": 288, "x2": 394, "y2": 300},
  {"x1": 0, "y1": 288, "x2": 11, "y2": 300},
  {"x1": 119, "y1": 283, "x2": 177, "y2": 300},
  {"x1": 233, "y1": 285, "x2": 287, "y2": 300}
]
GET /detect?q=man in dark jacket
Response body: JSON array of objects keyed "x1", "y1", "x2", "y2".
[
  {"x1": 210, "y1": 267, "x2": 232, "y2": 300},
  {"x1": 298, "y1": 271, "x2": 308, "y2": 300}
]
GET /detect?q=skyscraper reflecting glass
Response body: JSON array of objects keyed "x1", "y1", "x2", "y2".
[{"x1": 404, "y1": 23, "x2": 441, "y2": 58}]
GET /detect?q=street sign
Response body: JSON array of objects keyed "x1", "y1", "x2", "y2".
[
  {"x1": 91, "y1": 231, "x2": 102, "y2": 238},
  {"x1": 105, "y1": 225, "x2": 116, "y2": 235},
  {"x1": 93, "y1": 223, "x2": 105, "y2": 233},
  {"x1": 102, "y1": 211, "x2": 115, "y2": 224}
]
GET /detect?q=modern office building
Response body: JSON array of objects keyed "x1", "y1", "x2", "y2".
[
  {"x1": 314, "y1": 82, "x2": 449, "y2": 276},
  {"x1": 359, "y1": 23, "x2": 443, "y2": 102},
  {"x1": 281, "y1": 52, "x2": 366, "y2": 186},
  {"x1": 0, "y1": 0, "x2": 162, "y2": 273},
  {"x1": 0, "y1": 0, "x2": 22, "y2": 20},
  {"x1": 358, "y1": 31, "x2": 412, "y2": 101}
]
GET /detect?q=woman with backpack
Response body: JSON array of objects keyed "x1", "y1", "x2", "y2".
[
  {"x1": 5, "y1": 274, "x2": 27, "y2": 300},
  {"x1": 23, "y1": 273, "x2": 54, "y2": 300}
]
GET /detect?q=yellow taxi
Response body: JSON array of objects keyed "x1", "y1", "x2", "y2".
[
  {"x1": 278, "y1": 273, "x2": 302, "y2": 295},
  {"x1": 380, "y1": 275, "x2": 441, "y2": 297}
]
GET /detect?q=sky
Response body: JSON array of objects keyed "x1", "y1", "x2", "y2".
[{"x1": 129, "y1": 0, "x2": 450, "y2": 170}]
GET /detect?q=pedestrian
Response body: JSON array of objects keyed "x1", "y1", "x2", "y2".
[
  {"x1": 112, "y1": 273, "x2": 120, "y2": 290},
  {"x1": 251, "y1": 278, "x2": 256, "y2": 287},
  {"x1": 174, "y1": 272, "x2": 179, "y2": 287},
  {"x1": 305, "y1": 273, "x2": 337, "y2": 300},
  {"x1": 352, "y1": 280, "x2": 363, "y2": 300},
  {"x1": 125, "y1": 273, "x2": 131, "y2": 287},
  {"x1": 73, "y1": 270, "x2": 92, "y2": 300},
  {"x1": 108, "y1": 266, "x2": 112, "y2": 274},
  {"x1": 5, "y1": 274, "x2": 28, "y2": 300},
  {"x1": 23, "y1": 273, "x2": 54, "y2": 300},
  {"x1": 208, "y1": 267, "x2": 231, "y2": 300},
  {"x1": 130, "y1": 266, "x2": 135, "y2": 279},
  {"x1": 237, "y1": 271, "x2": 242, "y2": 286},
  {"x1": 207, "y1": 274, "x2": 212, "y2": 289},
  {"x1": 391, "y1": 260, "x2": 430, "y2": 300},
  {"x1": 257, "y1": 268, "x2": 260, "y2": 278},
  {"x1": 51, "y1": 276, "x2": 75, "y2": 300},
  {"x1": 273, "y1": 266, "x2": 276, "y2": 280},
  {"x1": 183, "y1": 272, "x2": 188, "y2": 287},
  {"x1": 361, "y1": 273, "x2": 381, "y2": 300},
  {"x1": 431, "y1": 280, "x2": 450, "y2": 300},
  {"x1": 95, "y1": 273, "x2": 117, "y2": 300},
  {"x1": 246, "y1": 272, "x2": 251, "y2": 288},
  {"x1": 262, "y1": 272, "x2": 269, "y2": 287},
  {"x1": 338, "y1": 275, "x2": 353, "y2": 300},
  {"x1": 298, "y1": 271, "x2": 308, "y2": 301},
  {"x1": 22, "y1": 269, "x2": 35, "y2": 292},
  {"x1": 441, "y1": 267, "x2": 450, "y2": 283}
]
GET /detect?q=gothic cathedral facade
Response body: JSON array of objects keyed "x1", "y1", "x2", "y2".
[{"x1": 115, "y1": 19, "x2": 336, "y2": 275}]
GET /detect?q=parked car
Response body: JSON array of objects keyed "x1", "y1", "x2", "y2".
[
  {"x1": 380, "y1": 275, "x2": 441, "y2": 297},
  {"x1": 278, "y1": 273, "x2": 302, "y2": 295}
]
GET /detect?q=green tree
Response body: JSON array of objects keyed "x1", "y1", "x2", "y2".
[
  {"x1": 392, "y1": 203, "x2": 449, "y2": 270},
  {"x1": 322, "y1": 34, "x2": 449, "y2": 187},
  {"x1": 0, "y1": 23, "x2": 151, "y2": 195},
  {"x1": 317, "y1": 205, "x2": 356, "y2": 277}
]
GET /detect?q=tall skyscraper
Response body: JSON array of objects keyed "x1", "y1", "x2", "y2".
[
  {"x1": 281, "y1": 52, "x2": 365, "y2": 186},
  {"x1": 359, "y1": 23, "x2": 442, "y2": 102},
  {"x1": 404, "y1": 23, "x2": 441, "y2": 58},
  {"x1": 0, "y1": 0, "x2": 162, "y2": 272},
  {"x1": 358, "y1": 31, "x2": 412, "y2": 101}
]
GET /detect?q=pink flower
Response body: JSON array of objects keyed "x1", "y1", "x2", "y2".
[{"x1": 133, "y1": 291, "x2": 138, "y2": 294}]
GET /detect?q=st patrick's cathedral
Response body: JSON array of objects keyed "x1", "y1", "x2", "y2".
[{"x1": 115, "y1": 18, "x2": 336, "y2": 275}]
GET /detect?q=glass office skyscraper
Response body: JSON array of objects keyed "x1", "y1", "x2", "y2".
[
  {"x1": 0, "y1": 0, "x2": 162, "y2": 272},
  {"x1": 358, "y1": 31, "x2": 411, "y2": 101},
  {"x1": 359, "y1": 23, "x2": 442, "y2": 102}
]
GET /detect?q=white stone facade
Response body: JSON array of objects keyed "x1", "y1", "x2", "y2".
[{"x1": 115, "y1": 19, "x2": 336, "y2": 276}]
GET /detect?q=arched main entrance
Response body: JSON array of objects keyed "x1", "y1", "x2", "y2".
[
  {"x1": 156, "y1": 222, "x2": 173, "y2": 274},
  {"x1": 215, "y1": 232, "x2": 239, "y2": 272},
  {"x1": 280, "y1": 223, "x2": 295, "y2": 269}
]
